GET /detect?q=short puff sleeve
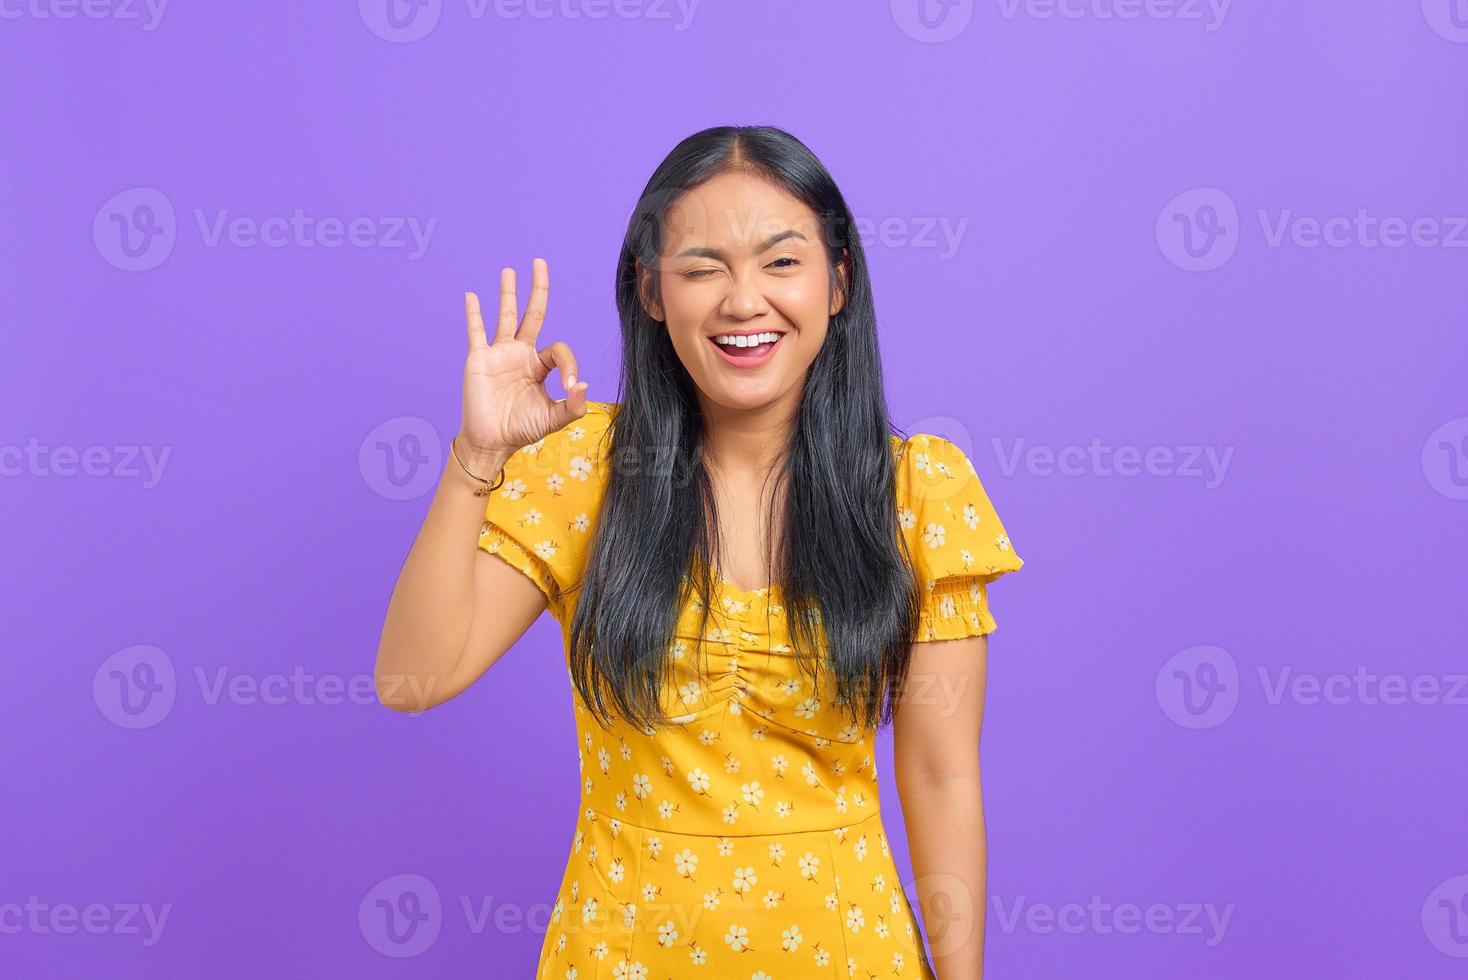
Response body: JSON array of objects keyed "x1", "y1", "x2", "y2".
[
  {"x1": 896, "y1": 433, "x2": 1023, "y2": 641},
  {"x1": 476, "y1": 403, "x2": 614, "y2": 617}
]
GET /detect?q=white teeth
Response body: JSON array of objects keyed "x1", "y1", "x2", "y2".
[{"x1": 714, "y1": 332, "x2": 781, "y2": 348}]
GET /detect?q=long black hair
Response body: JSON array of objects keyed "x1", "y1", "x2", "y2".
[{"x1": 567, "y1": 125, "x2": 923, "y2": 733}]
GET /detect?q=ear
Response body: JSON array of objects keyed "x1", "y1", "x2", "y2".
[
  {"x1": 636, "y1": 259, "x2": 665, "y2": 322},
  {"x1": 829, "y1": 249, "x2": 850, "y2": 317}
]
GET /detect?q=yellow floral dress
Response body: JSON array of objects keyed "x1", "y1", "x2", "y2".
[{"x1": 478, "y1": 401, "x2": 1022, "y2": 980}]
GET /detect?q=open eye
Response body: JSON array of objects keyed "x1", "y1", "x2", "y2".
[{"x1": 768, "y1": 257, "x2": 801, "y2": 270}]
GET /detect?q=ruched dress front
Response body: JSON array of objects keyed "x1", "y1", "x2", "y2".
[{"x1": 476, "y1": 402, "x2": 1022, "y2": 979}]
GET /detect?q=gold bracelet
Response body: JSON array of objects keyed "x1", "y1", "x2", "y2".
[{"x1": 450, "y1": 435, "x2": 507, "y2": 497}]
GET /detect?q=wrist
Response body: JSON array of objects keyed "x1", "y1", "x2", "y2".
[{"x1": 449, "y1": 434, "x2": 511, "y2": 490}]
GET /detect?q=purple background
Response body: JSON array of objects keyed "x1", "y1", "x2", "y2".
[{"x1": 5, "y1": 1, "x2": 1466, "y2": 976}]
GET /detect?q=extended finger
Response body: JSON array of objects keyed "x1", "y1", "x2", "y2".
[
  {"x1": 465, "y1": 291, "x2": 488, "y2": 349},
  {"x1": 520, "y1": 257, "x2": 549, "y2": 345},
  {"x1": 495, "y1": 266, "x2": 519, "y2": 343}
]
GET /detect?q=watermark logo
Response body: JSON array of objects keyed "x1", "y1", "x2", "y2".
[
  {"x1": 360, "y1": 416, "x2": 442, "y2": 500},
  {"x1": 93, "y1": 646, "x2": 436, "y2": 726},
  {"x1": 1156, "y1": 645, "x2": 1238, "y2": 729},
  {"x1": 1422, "y1": 0, "x2": 1468, "y2": 43},
  {"x1": 360, "y1": 874, "x2": 443, "y2": 957},
  {"x1": 1422, "y1": 417, "x2": 1468, "y2": 501},
  {"x1": 1423, "y1": 874, "x2": 1468, "y2": 957},
  {"x1": 1160, "y1": 188, "x2": 1468, "y2": 272},
  {"x1": 1156, "y1": 187, "x2": 1239, "y2": 272},
  {"x1": 891, "y1": 0, "x2": 975, "y2": 43},
  {"x1": 1160, "y1": 648, "x2": 1468, "y2": 727},
  {"x1": 359, "y1": 0, "x2": 443, "y2": 42},
  {"x1": 93, "y1": 645, "x2": 177, "y2": 730},
  {"x1": 93, "y1": 188, "x2": 176, "y2": 272},
  {"x1": 93, "y1": 188, "x2": 437, "y2": 270}
]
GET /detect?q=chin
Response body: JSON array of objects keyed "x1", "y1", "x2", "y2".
[{"x1": 700, "y1": 384, "x2": 790, "y2": 413}]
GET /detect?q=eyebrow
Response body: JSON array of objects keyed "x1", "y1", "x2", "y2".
[{"x1": 673, "y1": 228, "x2": 808, "y2": 260}]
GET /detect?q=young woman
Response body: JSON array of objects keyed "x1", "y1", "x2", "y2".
[{"x1": 375, "y1": 125, "x2": 1022, "y2": 979}]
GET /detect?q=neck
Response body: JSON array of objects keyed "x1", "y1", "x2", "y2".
[{"x1": 696, "y1": 393, "x2": 798, "y2": 479}]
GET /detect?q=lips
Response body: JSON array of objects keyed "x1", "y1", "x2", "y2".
[{"x1": 707, "y1": 332, "x2": 785, "y2": 367}]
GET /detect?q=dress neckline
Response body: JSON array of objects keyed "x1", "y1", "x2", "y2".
[
  {"x1": 717, "y1": 571, "x2": 779, "y2": 597},
  {"x1": 693, "y1": 556, "x2": 777, "y2": 597}
]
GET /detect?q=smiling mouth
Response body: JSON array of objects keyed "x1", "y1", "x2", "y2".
[{"x1": 708, "y1": 331, "x2": 786, "y2": 360}]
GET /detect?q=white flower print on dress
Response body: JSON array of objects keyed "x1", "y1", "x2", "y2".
[
  {"x1": 724, "y1": 923, "x2": 751, "y2": 952},
  {"x1": 686, "y1": 768, "x2": 711, "y2": 794},
  {"x1": 732, "y1": 866, "x2": 757, "y2": 895},
  {"x1": 921, "y1": 521, "x2": 946, "y2": 549},
  {"x1": 742, "y1": 781, "x2": 764, "y2": 808}
]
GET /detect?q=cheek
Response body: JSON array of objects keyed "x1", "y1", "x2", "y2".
[
  {"x1": 773, "y1": 272, "x2": 836, "y2": 327},
  {"x1": 659, "y1": 276, "x2": 715, "y2": 326}
]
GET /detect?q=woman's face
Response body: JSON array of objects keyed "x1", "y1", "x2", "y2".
[{"x1": 640, "y1": 171, "x2": 847, "y2": 415}]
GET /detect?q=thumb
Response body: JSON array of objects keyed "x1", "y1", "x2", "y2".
[{"x1": 548, "y1": 380, "x2": 590, "y2": 432}]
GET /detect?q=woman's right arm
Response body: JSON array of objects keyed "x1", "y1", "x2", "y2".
[{"x1": 373, "y1": 259, "x2": 589, "y2": 713}]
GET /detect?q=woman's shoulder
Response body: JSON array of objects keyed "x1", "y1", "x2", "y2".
[
  {"x1": 891, "y1": 431, "x2": 976, "y2": 498},
  {"x1": 891, "y1": 429, "x2": 1023, "y2": 585},
  {"x1": 477, "y1": 402, "x2": 620, "y2": 613}
]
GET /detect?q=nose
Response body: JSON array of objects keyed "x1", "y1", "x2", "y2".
[{"x1": 718, "y1": 268, "x2": 772, "y2": 320}]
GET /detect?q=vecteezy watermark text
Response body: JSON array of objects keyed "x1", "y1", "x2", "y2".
[
  {"x1": 890, "y1": 0, "x2": 1232, "y2": 43},
  {"x1": 0, "y1": 897, "x2": 171, "y2": 946},
  {"x1": 992, "y1": 437, "x2": 1234, "y2": 488},
  {"x1": 0, "y1": 439, "x2": 171, "y2": 487},
  {"x1": 0, "y1": 0, "x2": 168, "y2": 30},
  {"x1": 93, "y1": 188, "x2": 437, "y2": 272},
  {"x1": 990, "y1": 895, "x2": 1234, "y2": 946},
  {"x1": 92, "y1": 645, "x2": 439, "y2": 729},
  {"x1": 1158, "y1": 187, "x2": 1468, "y2": 272},
  {"x1": 358, "y1": 0, "x2": 701, "y2": 43},
  {"x1": 852, "y1": 214, "x2": 969, "y2": 259},
  {"x1": 1157, "y1": 645, "x2": 1468, "y2": 729},
  {"x1": 994, "y1": 0, "x2": 1231, "y2": 30}
]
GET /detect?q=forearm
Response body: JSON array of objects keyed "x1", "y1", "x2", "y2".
[
  {"x1": 897, "y1": 772, "x2": 987, "y2": 980},
  {"x1": 374, "y1": 444, "x2": 510, "y2": 711}
]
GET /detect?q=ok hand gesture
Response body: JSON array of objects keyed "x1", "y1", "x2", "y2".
[{"x1": 456, "y1": 258, "x2": 590, "y2": 460}]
